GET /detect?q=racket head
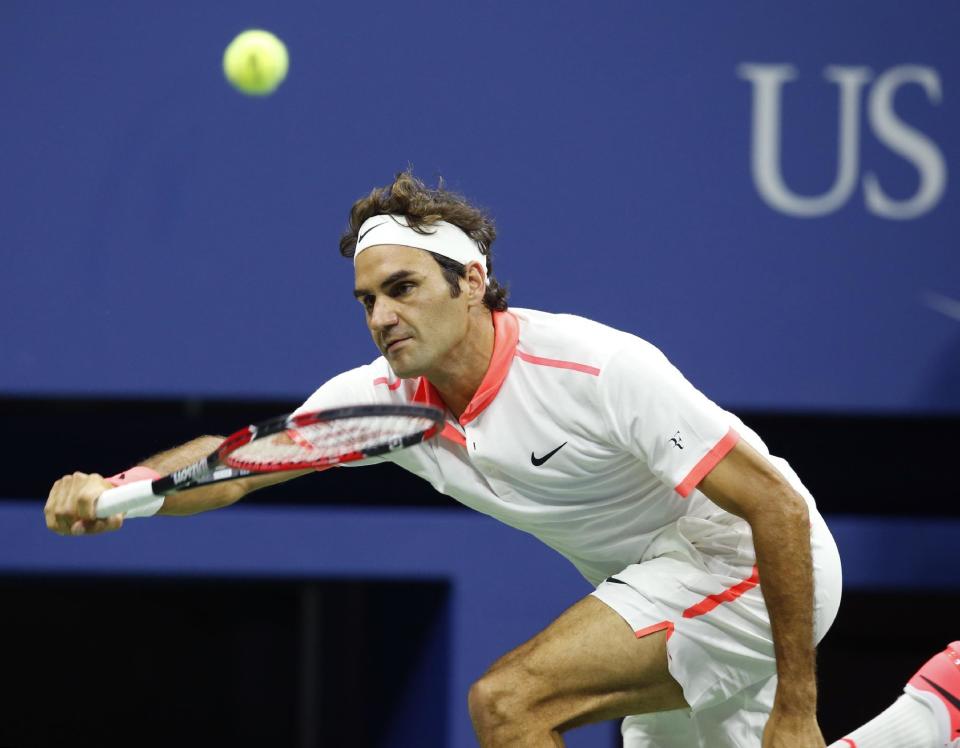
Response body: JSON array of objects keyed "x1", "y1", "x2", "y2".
[{"x1": 218, "y1": 404, "x2": 445, "y2": 472}]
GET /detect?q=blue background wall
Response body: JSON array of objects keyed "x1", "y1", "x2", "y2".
[{"x1": 2, "y1": 1, "x2": 958, "y2": 411}]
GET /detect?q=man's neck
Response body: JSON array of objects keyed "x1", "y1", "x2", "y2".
[{"x1": 427, "y1": 309, "x2": 495, "y2": 419}]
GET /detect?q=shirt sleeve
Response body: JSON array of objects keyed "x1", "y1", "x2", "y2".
[
  {"x1": 294, "y1": 364, "x2": 382, "y2": 415},
  {"x1": 293, "y1": 363, "x2": 390, "y2": 467},
  {"x1": 599, "y1": 340, "x2": 740, "y2": 497}
]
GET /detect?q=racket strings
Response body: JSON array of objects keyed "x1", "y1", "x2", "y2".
[{"x1": 226, "y1": 414, "x2": 438, "y2": 469}]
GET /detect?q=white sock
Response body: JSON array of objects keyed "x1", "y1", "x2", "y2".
[{"x1": 828, "y1": 692, "x2": 942, "y2": 748}]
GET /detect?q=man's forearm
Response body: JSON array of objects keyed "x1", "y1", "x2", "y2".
[
  {"x1": 135, "y1": 436, "x2": 310, "y2": 515},
  {"x1": 137, "y1": 436, "x2": 242, "y2": 515},
  {"x1": 748, "y1": 491, "x2": 817, "y2": 711},
  {"x1": 697, "y1": 441, "x2": 823, "y2": 741},
  {"x1": 139, "y1": 435, "x2": 225, "y2": 475}
]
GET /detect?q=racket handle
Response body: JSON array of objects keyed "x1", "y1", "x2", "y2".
[{"x1": 96, "y1": 480, "x2": 165, "y2": 518}]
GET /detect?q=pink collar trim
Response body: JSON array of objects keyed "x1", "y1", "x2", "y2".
[{"x1": 412, "y1": 310, "x2": 518, "y2": 443}]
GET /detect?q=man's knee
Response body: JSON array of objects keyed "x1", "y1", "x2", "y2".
[
  {"x1": 468, "y1": 668, "x2": 519, "y2": 728},
  {"x1": 468, "y1": 661, "x2": 542, "y2": 737}
]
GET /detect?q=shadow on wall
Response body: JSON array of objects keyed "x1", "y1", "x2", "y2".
[{"x1": 919, "y1": 330, "x2": 960, "y2": 412}]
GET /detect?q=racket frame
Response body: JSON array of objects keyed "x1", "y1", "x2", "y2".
[{"x1": 95, "y1": 403, "x2": 444, "y2": 517}]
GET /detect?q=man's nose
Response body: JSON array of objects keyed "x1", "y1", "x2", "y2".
[{"x1": 369, "y1": 297, "x2": 399, "y2": 329}]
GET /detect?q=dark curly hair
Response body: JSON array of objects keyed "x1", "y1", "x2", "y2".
[{"x1": 339, "y1": 170, "x2": 508, "y2": 311}]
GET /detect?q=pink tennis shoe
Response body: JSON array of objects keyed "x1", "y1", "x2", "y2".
[{"x1": 904, "y1": 641, "x2": 960, "y2": 747}]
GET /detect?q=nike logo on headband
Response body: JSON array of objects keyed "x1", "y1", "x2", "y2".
[{"x1": 358, "y1": 221, "x2": 388, "y2": 243}]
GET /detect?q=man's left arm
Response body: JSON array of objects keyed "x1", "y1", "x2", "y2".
[{"x1": 697, "y1": 439, "x2": 826, "y2": 748}]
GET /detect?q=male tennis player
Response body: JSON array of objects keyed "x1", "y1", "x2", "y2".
[{"x1": 46, "y1": 172, "x2": 959, "y2": 748}]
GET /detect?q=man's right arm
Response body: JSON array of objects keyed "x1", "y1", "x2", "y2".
[
  {"x1": 138, "y1": 436, "x2": 311, "y2": 515},
  {"x1": 44, "y1": 435, "x2": 311, "y2": 535}
]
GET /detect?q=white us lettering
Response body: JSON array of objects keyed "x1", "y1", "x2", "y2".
[{"x1": 737, "y1": 63, "x2": 947, "y2": 220}]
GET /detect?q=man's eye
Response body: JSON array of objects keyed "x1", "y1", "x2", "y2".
[{"x1": 393, "y1": 283, "x2": 414, "y2": 296}]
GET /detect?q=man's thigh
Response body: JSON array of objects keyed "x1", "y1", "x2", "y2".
[{"x1": 473, "y1": 595, "x2": 688, "y2": 733}]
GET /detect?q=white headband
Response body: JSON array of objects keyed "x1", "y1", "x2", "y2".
[{"x1": 354, "y1": 214, "x2": 488, "y2": 282}]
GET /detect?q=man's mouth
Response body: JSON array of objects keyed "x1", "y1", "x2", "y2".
[{"x1": 385, "y1": 337, "x2": 411, "y2": 353}]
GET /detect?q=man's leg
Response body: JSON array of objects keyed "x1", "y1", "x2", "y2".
[
  {"x1": 827, "y1": 641, "x2": 960, "y2": 748},
  {"x1": 467, "y1": 595, "x2": 688, "y2": 747}
]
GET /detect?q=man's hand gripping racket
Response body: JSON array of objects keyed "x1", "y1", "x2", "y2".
[{"x1": 93, "y1": 404, "x2": 444, "y2": 518}]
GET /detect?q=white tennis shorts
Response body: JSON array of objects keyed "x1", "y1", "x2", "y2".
[{"x1": 591, "y1": 508, "x2": 842, "y2": 748}]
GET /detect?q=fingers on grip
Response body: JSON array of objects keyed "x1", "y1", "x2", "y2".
[{"x1": 44, "y1": 472, "x2": 119, "y2": 536}]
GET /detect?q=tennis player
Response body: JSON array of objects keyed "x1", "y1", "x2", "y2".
[{"x1": 45, "y1": 172, "x2": 959, "y2": 748}]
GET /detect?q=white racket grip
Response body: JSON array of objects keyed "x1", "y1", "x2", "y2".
[{"x1": 96, "y1": 480, "x2": 165, "y2": 519}]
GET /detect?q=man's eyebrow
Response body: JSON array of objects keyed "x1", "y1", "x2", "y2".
[{"x1": 353, "y1": 269, "x2": 418, "y2": 299}]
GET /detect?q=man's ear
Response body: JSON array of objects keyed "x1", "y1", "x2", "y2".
[{"x1": 464, "y1": 261, "x2": 487, "y2": 304}]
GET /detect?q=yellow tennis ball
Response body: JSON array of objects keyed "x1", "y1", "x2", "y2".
[{"x1": 223, "y1": 29, "x2": 289, "y2": 96}]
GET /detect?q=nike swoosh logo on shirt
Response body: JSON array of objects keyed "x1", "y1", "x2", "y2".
[
  {"x1": 919, "y1": 676, "x2": 960, "y2": 714},
  {"x1": 531, "y1": 442, "x2": 567, "y2": 467},
  {"x1": 358, "y1": 221, "x2": 388, "y2": 244}
]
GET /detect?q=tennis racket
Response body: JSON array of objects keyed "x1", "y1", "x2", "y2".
[{"x1": 95, "y1": 403, "x2": 444, "y2": 518}]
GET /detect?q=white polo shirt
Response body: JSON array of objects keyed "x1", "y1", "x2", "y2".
[{"x1": 297, "y1": 308, "x2": 817, "y2": 586}]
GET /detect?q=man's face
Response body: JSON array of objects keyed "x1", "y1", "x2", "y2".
[{"x1": 353, "y1": 245, "x2": 471, "y2": 378}]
